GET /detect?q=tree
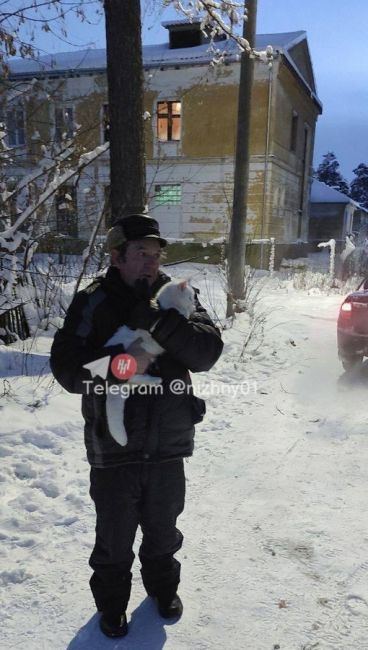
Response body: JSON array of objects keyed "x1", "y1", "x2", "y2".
[
  {"x1": 0, "y1": 2, "x2": 108, "y2": 334},
  {"x1": 1, "y1": 0, "x2": 273, "y2": 322},
  {"x1": 0, "y1": 133, "x2": 109, "y2": 308},
  {"x1": 0, "y1": 1, "x2": 101, "y2": 75},
  {"x1": 350, "y1": 163, "x2": 368, "y2": 209},
  {"x1": 165, "y1": 1, "x2": 270, "y2": 315},
  {"x1": 227, "y1": 0, "x2": 257, "y2": 315},
  {"x1": 103, "y1": 0, "x2": 263, "y2": 222},
  {"x1": 167, "y1": 1, "x2": 271, "y2": 62},
  {"x1": 315, "y1": 152, "x2": 349, "y2": 195},
  {"x1": 104, "y1": 0, "x2": 145, "y2": 218}
]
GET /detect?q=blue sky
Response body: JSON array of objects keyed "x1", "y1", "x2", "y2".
[{"x1": 22, "y1": 0, "x2": 368, "y2": 182}]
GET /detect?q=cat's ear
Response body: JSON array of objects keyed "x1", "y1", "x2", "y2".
[
  {"x1": 177, "y1": 277, "x2": 192, "y2": 291},
  {"x1": 177, "y1": 280, "x2": 188, "y2": 291}
]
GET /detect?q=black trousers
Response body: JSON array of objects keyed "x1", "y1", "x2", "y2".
[{"x1": 89, "y1": 459, "x2": 185, "y2": 615}]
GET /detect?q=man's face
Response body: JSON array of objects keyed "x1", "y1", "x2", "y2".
[{"x1": 112, "y1": 239, "x2": 162, "y2": 287}]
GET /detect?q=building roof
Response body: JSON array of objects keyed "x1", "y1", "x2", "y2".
[
  {"x1": 8, "y1": 30, "x2": 307, "y2": 75},
  {"x1": 311, "y1": 179, "x2": 366, "y2": 210},
  {"x1": 161, "y1": 17, "x2": 203, "y2": 28},
  {"x1": 311, "y1": 179, "x2": 352, "y2": 204},
  {"x1": 7, "y1": 29, "x2": 321, "y2": 110}
]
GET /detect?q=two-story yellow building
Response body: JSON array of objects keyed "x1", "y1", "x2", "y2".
[{"x1": 3, "y1": 18, "x2": 322, "y2": 257}]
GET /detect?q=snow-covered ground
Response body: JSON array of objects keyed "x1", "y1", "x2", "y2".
[{"x1": 1, "y1": 264, "x2": 368, "y2": 650}]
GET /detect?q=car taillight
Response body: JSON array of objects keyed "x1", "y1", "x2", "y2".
[
  {"x1": 340, "y1": 301, "x2": 352, "y2": 320},
  {"x1": 341, "y1": 302, "x2": 352, "y2": 313}
]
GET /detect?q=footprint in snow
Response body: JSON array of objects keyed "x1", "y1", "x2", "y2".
[
  {"x1": 22, "y1": 431, "x2": 58, "y2": 450},
  {"x1": 14, "y1": 463, "x2": 37, "y2": 480},
  {"x1": 0, "y1": 568, "x2": 32, "y2": 586},
  {"x1": 30, "y1": 480, "x2": 60, "y2": 498},
  {"x1": 14, "y1": 537, "x2": 37, "y2": 548},
  {"x1": 54, "y1": 515, "x2": 78, "y2": 527},
  {"x1": 345, "y1": 594, "x2": 368, "y2": 616}
]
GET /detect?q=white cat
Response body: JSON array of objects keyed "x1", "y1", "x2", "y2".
[{"x1": 105, "y1": 279, "x2": 195, "y2": 447}]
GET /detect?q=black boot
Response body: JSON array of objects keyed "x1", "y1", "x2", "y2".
[
  {"x1": 156, "y1": 594, "x2": 183, "y2": 619},
  {"x1": 99, "y1": 612, "x2": 128, "y2": 638}
]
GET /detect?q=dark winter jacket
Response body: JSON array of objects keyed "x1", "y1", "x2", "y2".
[{"x1": 50, "y1": 267, "x2": 223, "y2": 468}]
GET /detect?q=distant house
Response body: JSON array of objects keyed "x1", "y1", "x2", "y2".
[
  {"x1": 309, "y1": 179, "x2": 368, "y2": 249},
  {"x1": 2, "y1": 19, "x2": 322, "y2": 254}
]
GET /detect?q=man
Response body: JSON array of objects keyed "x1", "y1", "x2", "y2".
[{"x1": 50, "y1": 214, "x2": 223, "y2": 638}]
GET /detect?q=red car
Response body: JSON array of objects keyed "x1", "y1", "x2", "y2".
[{"x1": 337, "y1": 279, "x2": 368, "y2": 369}]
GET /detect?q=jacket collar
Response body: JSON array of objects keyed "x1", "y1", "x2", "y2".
[{"x1": 103, "y1": 266, "x2": 170, "y2": 300}]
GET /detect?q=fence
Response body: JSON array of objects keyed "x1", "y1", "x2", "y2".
[{"x1": 0, "y1": 304, "x2": 30, "y2": 344}]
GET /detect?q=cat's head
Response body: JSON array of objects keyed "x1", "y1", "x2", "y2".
[{"x1": 155, "y1": 279, "x2": 195, "y2": 318}]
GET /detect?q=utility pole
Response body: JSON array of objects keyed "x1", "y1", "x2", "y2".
[
  {"x1": 104, "y1": 0, "x2": 145, "y2": 221},
  {"x1": 227, "y1": 0, "x2": 257, "y2": 316}
]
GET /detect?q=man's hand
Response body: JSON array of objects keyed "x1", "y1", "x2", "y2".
[{"x1": 126, "y1": 339, "x2": 155, "y2": 375}]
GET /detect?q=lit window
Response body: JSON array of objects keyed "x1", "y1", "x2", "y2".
[
  {"x1": 56, "y1": 186, "x2": 78, "y2": 237},
  {"x1": 55, "y1": 106, "x2": 74, "y2": 142},
  {"x1": 5, "y1": 106, "x2": 25, "y2": 146},
  {"x1": 290, "y1": 111, "x2": 298, "y2": 152},
  {"x1": 102, "y1": 104, "x2": 110, "y2": 143},
  {"x1": 157, "y1": 101, "x2": 181, "y2": 141},
  {"x1": 154, "y1": 184, "x2": 181, "y2": 206}
]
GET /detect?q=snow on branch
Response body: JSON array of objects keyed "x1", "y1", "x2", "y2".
[
  {"x1": 169, "y1": 0, "x2": 273, "y2": 62},
  {"x1": 0, "y1": 142, "x2": 109, "y2": 244},
  {"x1": 2, "y1": 144, "x2": 74, "y2": 207},
  {"x1": 0, "y1": 1, "x2": 103, "y2": 76}
]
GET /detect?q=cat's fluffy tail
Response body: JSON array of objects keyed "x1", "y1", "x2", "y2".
[{"x1": 105, "y1": 392, "x2": 128, "y2": 446}]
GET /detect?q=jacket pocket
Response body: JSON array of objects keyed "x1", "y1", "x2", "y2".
[{"x1": 191, "y1": 395, "x2": 206, "y2": 424}]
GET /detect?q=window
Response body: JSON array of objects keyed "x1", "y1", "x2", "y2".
[
  {"x1": 154, "y1": 184, "x2": 182, "y2": 206},
  {"x1": 157, "y1": 101, "x2": 181, "y2": 141},
  {"x1": 298, "y1": 126, "x2": 310, "y2": 238},
  {"x1": 0, "y1": 181, "x2": 18, "y2": 226},
  {"x1": 102, "y1": 103, "x2": 110, "y2": 143},
  {"x1": 56, "y1": 186, "x2": 78, "y2": 237},
  {"x1": 290, "y1": 111, "x2": 298, "y2": 152},
  {"x1": 4, "y1": 106, "x2": 25, "y2": 146},
  {"x1": 103, "y1": 185, "x2": 111, "y2": 228},
  {"x1": 55, "y1": 106, "x2": 74, "y2": 142}
]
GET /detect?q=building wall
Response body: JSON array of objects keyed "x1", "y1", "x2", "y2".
[
  {"x1": 147, "y1": 157, "x2": 234, "y2": 240},
  {"x1": 146, "y1": 56, "x2": 318, "y2": 243},
  {"x1": 1, "y1": 45, "x2": 320, "y2": 246},
  {"x1": 309, "y1": 203, "x2": 347, "y2": 241},
  {"x1": 267, "y1": 59, "x2": 320, "y2": 241}
]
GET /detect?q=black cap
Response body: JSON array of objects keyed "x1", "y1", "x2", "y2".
[{"x1": 106, "y1": 214, "x2": 167, "y2": 251}]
